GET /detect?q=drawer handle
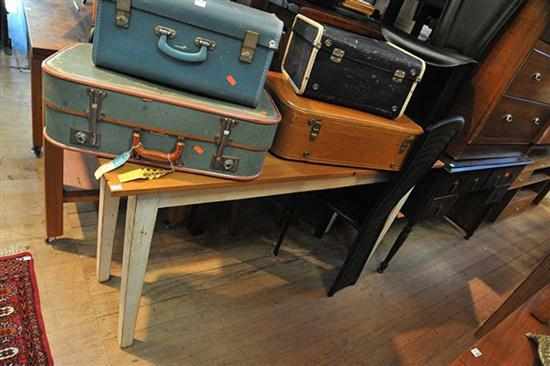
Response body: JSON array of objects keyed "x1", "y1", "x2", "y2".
[
  {"x1": 503, "y1": 114, "x2": 513, "y2": 123},
  {"x1": 532, "y1": 72, "x2": 543, "y2": 82},
  {"x1": 532, "y1": 117, "x2": 542, "y2": 126}
]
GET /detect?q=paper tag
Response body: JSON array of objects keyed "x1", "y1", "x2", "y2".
[
  {"x1": 118, "y1": 169, "x2": 146, "y2": 183},
  {"x1": 470, "y1": 348, "x2": 482, "y2": 358},
  {"x1": 194, "y1": 0, "x2": 206, "y2": 7},
  {"x1": 94, "y1": 150, "x2": 132, "y2": 180}
]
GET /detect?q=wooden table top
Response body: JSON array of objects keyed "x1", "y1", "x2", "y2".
[
  {"x1": 102, "y1": 154, "x2": 389, "y2": 197},
  {"x1": 24, "y1": 0, "x2": 92, "y2": 57}
]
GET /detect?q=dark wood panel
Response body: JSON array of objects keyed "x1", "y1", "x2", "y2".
[
  {"x1": 447, "y1": 0, "x2": 550, "y2": 158},
  {"x1": 507, "y1": 41, "x2": 550, "y2": 105},
  {"x1": 475, "y1": 96, "x2": 549, "y2": 145},
  {"x1": 498, "y1": 189, "x2": 537, "y2": 219}
]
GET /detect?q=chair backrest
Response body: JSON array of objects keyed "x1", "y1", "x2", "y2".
[
  {"x1": 430, "y1": 0, "x2": 526, "y2": 60},
  {"x1": 330, "y1": 116, "x2": 464, "y2": 295}
]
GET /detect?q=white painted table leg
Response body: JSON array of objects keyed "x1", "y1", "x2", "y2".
[
  {"x1": 118, "y1": 194, "x2": 159, "y2": 348},
  {"x1": 97, "y1": 177, "x2": 121, "y2": 282}
]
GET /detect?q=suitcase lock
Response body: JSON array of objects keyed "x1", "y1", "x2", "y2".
[
  {"x1": 308, "y1": 119, "x2": 322, "y2": 141},
  {"x1": 70, "y1": 88, "x2": 107, "y2": 148},
  {"x1": 211, "y1": 118, "x2": 240, "y2": 173}
]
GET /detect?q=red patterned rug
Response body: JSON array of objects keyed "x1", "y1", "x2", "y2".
[{"x1": 0, "y1": 252, "x2": 53, "y2": 366}]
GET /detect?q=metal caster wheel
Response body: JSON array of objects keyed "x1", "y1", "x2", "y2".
[{"x1": 32, "y1": 146, "x2": 42, "y2": 157}]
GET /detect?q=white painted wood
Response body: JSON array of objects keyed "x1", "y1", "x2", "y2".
[
  {"x1": 118, "y1": 194, "x2": 160, "y2": 348},
  {"x1": 366, "y1": 188, "x2": 414, "y2": 266},
  {"x1": 157, "y1": 175, "x2": 386, "y2": 209},
  {"x1": 97, "y1": 178, "x2": 121, "y2": 282}
]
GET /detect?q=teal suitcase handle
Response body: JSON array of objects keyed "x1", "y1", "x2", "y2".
[{"x1": 155, "y1": 26, "x2": 215, "y2": 63}]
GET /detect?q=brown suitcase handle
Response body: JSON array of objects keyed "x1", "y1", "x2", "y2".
[{"x1": 131, "y1": 132, "x2": 185, "y2": 163}]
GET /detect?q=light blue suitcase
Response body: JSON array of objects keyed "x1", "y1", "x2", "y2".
[
  {"x1": 43, "y1": 44, "x2": 281, "y2": 180},
  {"x1": 92, "y1": 0, "x2": 283, "y2": 107}
]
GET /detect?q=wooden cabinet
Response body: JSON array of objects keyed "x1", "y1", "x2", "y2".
[
  {"x1": 507, "y1": 42, "x2": 550, "y2": 104},
  {"x1": 447, "y1": 0, "x2": 550, "y2": 159},
  {"x1": 475, "y1": 96, "x2": 549, "y2": 144}
]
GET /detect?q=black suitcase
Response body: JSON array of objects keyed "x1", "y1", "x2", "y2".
[{"x1": 281, "y1": 14, "x2": 426, "y2": 119}]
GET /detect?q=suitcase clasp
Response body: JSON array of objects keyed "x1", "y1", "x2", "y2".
[
  {"x1": 240, "y1": 31, "x2": 260, "y2": 64},
  {"x1": 393, "y1": 69, "x2": 406, "y2": 83},
  {"x1": 211, "y1": 118, "x2": 240, "y2": 173},
  {"x1": 71, "y1": 88, "x2": 107, "y2": 148},
  {"x1": 115, "y1": 0, "x2": 132, "y2": 28},
  {"x1": 330, "y1": 48, "x2": 345, "y2": 63},
  {"x1": 308, "y1": 119, "x2": 322, "y2": 141}
]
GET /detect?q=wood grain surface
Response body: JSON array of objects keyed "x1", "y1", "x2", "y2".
[
  {"x1": 102, "y1": 154, "x2": 388, "y2": 197},
  {"x1": 450, "y1": 286, "x2": 550, "y2": 365},
  {"x1": 268, "y1": 73, "x2": 423, "y2": 171}
]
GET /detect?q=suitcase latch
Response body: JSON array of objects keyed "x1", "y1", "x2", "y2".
[
  {"x1": 308, "y1": 119, "x2": 322, "y2": 141},
  {"x1": 330, "y1": 48, "x2": 345, "y2": 63},
  {"x1": 399, "y1": 136, "x2": 415, "y2": 154},
  {"x1": 393, "y1": 69, "x2": 406, "y2": 83},
  {"x1": 71, "y1": 88, "x2": 107, "y2": 148},
  {"x1": 115, "y1": 0, "x2": 132, "y2": 28},
  {"x1": 211, "y1": 118, "x2": 240, "y2": 173},
  {"x1": 240, "y1": 31, "x2": 260, "y2": 64}
]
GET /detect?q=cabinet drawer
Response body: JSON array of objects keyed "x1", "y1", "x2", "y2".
[
  {"x1": 485, "y1": 166, "x2": 523, "y2": 188},
  {"x1": 421, "y1": 194, "x2": 458, "y2": 219},
  {"x1": 476, "y1": 96, "x2": 549, "y2": 144},
  {"x1": 507, "y1": 44, "x2": 550, "y2": 104}
]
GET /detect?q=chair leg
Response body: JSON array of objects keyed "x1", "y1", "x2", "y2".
[
  {"x1": 273, "y1": 203, "x2": 297, "y2": 256},
  {"x1": 314, "y1": 210, "x2": 338, "y2": 239},
  {"x1": 377, "y1": 221, "x2": 414, "y2": 273},
  {"x1": 186, "y1": 205, "x2": 204, "y2": 236},
  {"x1": 228, "y1": 201, "x2": 241, "y2": 237}
]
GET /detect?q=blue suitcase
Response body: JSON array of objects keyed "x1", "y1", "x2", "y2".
[{"x1": 92, "y1": 0, "x2": 283, "y2": 107}]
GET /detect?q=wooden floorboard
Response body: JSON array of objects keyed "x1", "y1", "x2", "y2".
[{"x1": 2, "y1": 52, "x2": 550, "y2": 366}]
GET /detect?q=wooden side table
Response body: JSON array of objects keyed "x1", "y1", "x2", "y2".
[
  {"x1": 96, "y1": 156, "x2": 388, "y2": 347},
  {"x1": 24, "y1": 0, "x2": 99, "y2": 240}
]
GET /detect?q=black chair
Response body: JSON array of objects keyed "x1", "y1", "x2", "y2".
[
  {"x1": 273, "y1": 116, "x2": 464, "y2": 296},
  {"x1": 381, "y1": 0, "x2": 526, "y2": 126}
]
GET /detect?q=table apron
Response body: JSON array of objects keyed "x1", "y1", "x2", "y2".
[{"x1": 152, "y1": 175, "x2": 387, "y2": 209}]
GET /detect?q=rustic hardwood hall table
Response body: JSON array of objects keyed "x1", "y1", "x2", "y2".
[{"x1": 96, "y1": 155, "x2": 388, "y2": 347}]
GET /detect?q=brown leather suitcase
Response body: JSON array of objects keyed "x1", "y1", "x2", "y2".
[{"x1": 267, "y1": 72, "x2": 424, "y2": 171}]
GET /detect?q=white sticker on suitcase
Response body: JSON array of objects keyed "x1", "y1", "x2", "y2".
[{"x1": 194, "y1": 0, "x2": 207, "y2": 8}]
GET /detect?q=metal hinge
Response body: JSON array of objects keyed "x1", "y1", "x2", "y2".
[
  {"x1": 71, "y1": 88, "x2": 107, "y2": 148},
  {"x1": 308, "y1": 119, "x2": 322, "y2": 141},
  {"x1": 240, "y1": 31, "x2": 260, "y2": 64},
  {"x1": 211, "y1": 118, "x2": 240, "y2": 173},
  {"x1": 115, "y1": 0, "x2": 132, "y2": 28},
  {"x1": 399, "y1": 136, "x2": 415, "y2": 154}
]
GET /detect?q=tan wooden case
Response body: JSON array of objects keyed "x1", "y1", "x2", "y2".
[{"x1": 267, "y1": 73, "x2": 424, "y2": 171}]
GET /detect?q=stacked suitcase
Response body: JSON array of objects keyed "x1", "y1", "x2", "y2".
[
  {"x1": 43, "y1": 0, "x2": 426, "y2": 180},
  {"x1": 44, "y1": 0, "x2": 284, "y2": 180},
  {"x1": 268, "y1": 8, "x2": 426, "y2": 171}
]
